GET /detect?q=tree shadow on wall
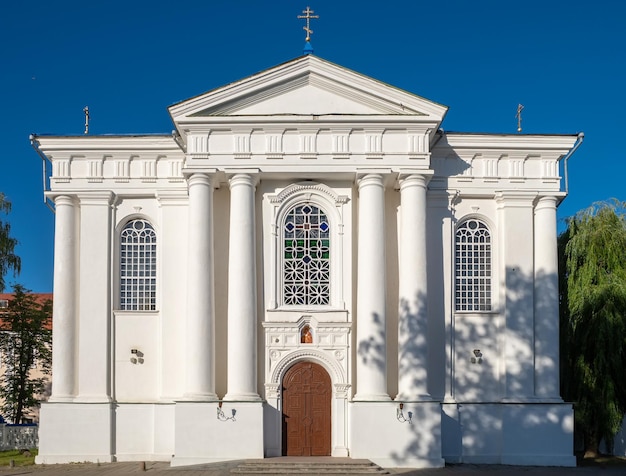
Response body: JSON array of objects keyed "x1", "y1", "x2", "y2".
[
  {"x1": 356, "y1": 311, "x2": 387, "y2": 374},
  {"x1": 356, "y1": 291, "x2": 440, "y2": 464},
  {"x1": 444, "y1": 266, "x2": 566, "y2": 461},
  {"x1": 364, "y1": 264, "x2": 564, "y2": 463}
]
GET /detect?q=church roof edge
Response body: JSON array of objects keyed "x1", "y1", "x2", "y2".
[{"x1": 167, "y1": 55, "x2": 449, "y2": 121}]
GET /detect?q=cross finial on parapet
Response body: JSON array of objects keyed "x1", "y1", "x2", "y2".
[
  {"x1": 298, "y1": 6, "x2": 319, "y2": 42},
  {"x1": 516, "y1": 104, "x2": 524, "y2": 132},
  {"x1": 83, "y1": 106, "x2": 90, "y2": 135}
]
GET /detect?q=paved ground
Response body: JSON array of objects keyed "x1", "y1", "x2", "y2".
[{"x1": 0, "y1": 460, "x2": 624, "y2": 476}]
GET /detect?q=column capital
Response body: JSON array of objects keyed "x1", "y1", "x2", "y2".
[
  {"x1": 53, "y1": 195, "x2": 77, "y2": 207},
  {"x1": 398, "y1": 173, "x2": 431, "y2": 190},
  {"x1": 228, "y1": 172, "x2": 259, "y2": 189},
  {"x1": 356, "y1": 173, "x2": 385, "y2": 190},
  {"x1": 186, "y1": 172, "x2": 215, "y2": 188},
  {"x1": 534, "y1": 195, "x2": 559, "y2": 211}
]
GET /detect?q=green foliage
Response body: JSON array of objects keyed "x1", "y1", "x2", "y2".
[
  {"x1": 0, "y1": 449, "x2": 37, "y2": 466},
  {"x1": 0, "y1": 285, "x2": 52, "y2": 424},
  {"x1": 559, "y1": 199, "x2": 626, "y2": 455},
  {"x1": 0, "y1": 194, "x2": 21, "y2": 292}
]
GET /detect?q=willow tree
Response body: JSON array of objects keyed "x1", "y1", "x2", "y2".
[
  {"x1": 559, "y1": 200, "x2": 626, "y2": 456},
  {"x1": 0, "y1": 193, "x2": 21, "y2": 291}
]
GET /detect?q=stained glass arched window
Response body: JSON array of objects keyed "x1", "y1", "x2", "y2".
[
  {"x1": 283, "y1": 203, "x2": 330, "y2": 306},
  {"x1": 120, "y1": 219, "x2": 157, "y2": 311},
  {"x1": 455, "y1": 218, "x2": 492, "y2": 311}
]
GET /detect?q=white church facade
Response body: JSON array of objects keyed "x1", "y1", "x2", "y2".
[{"x1": 33, "y1": 55, "x2": 581, "y2": 467}]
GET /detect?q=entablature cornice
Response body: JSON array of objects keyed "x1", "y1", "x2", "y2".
[
  {"x1": 439, "y1": 132, "x2": 577, "y2": 148},
  {"x1": 429, "y1": 178, "x2": 563, "y2": 195},
  {"x1": 34, "y1": 135, "x2": 181, "y2": 155},
  {"x1": 182, "y1": 125, "x2": 436, "y2": 162},
  {"x1": 177, "y1": 115, "x2": 442, "y2": 127}
]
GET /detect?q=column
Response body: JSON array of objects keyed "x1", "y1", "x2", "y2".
[
  {"x1": 49, "y1": 195, "x2": 77, "y2": 402},
  {"x1": 224, "y1": 174, "x2": 260, "y2": 401},
  {"x1": 534, "y1": 196, "x2": 561, "y2": 399},
  {"x1": 184, "y1": 173, "x2": 217, "y2": 400},
  {"x1": 397, "y1": 174, "x2": 431, "y2": 401},
  {"x1": 354, "y1": 174, "x2": 389, "y2": 401}
]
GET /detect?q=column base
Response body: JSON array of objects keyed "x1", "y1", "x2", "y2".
[
  {"x1": 47, "y1": 395, "x2": 75, "y2": 403},
  {"x1": 395, "y1": 393, "x2": 433, "y2": 402},
  {"x1": 352, "y1": 393, "x2": 391, "y2": 402},
  {"x1": 181, "y1": 392, "x2": 218, "y2": 402},
  {"x1": 223, "y1": 392, "x2": 262, "y2": 402}
]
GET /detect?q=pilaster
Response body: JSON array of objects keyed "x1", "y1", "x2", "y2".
[
  {"x1": 156, "y1": 190, "x2": 189, "y2": 400},
  {"x1": 495, "y1": 191, "x2": 537, "y2": 400},
  {"x1": 75, "y1": 192, "x2": 114, "y2": 402}
]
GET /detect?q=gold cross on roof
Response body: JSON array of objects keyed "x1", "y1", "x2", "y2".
[{"x1": 298, "y1": 6, "x2": 319, "y2": 42}]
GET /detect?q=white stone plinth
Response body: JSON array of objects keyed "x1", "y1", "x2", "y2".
[
  {"x1": 36, "y1": 402, "x2": 114, "y2": 464},
  {"x1": 441, "y1": 402, "x2": 576, "y2": 466},
  {"x1": 349, "y1": 401, "x2": 444, "y2": 468},
  {"x1": 115, "y1": 403, "x2": 175, "y2": 462},
  {"x1": 172, "y1": 401, "x2": 264, "y2": 466}
]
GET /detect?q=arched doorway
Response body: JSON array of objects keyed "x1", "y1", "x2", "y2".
[{"x1": 282, "y1": 361, "x2": 332, "y2": 456}]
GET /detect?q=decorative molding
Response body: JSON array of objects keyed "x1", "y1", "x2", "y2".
[
  {"x1": 53, "y1": 158, "x2": 71, "y2": 182},
  {"x1": 87, "y1": 159, "x2": 104, "y2": 183},
  {"x1": 269, "y1": 182, "x2": 349, "y2": 205},
  {"x1": 234, "y1": 132, "x2": 252, "y2": 159},
  {"x1": 167, "y1": 159, "x2": 184, "y2": 182},
  {"x1": 265, "y1": 383, "x2": 280, "y2": 399},
  {"x1": 188, "y1": 133, "x2": 210, "y2": 158},
  {"x1": 114, "y1": 160, "x2": 130, "y2": 183},
  {"x1": 270, "y1": 348, "x2": 347, "y2": 386},
  {"x1": 141, "y1": 160, "x2": 157, "y2": 183},
  {"x1": 332, "y1": 132, "x2": 351, "y2": 159},
  {"x1": 266, "y1": 132, "x2": 283, "y2": 159},
  {"x1": 334, "y1": 383, "x2": 351, "y2": 399}
]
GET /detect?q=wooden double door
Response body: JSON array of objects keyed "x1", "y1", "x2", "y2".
[{"x1": 282, "y1": 361, "x2": 332, "y2": 456}]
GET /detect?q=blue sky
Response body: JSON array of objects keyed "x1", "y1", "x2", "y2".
[{"x1": 1, "y1": 0, "x2": 625, "y2": 292}]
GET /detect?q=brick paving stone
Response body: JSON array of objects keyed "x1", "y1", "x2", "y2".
[{"x1": 1, "y1": 461, "x2": 624, "y2": 476}]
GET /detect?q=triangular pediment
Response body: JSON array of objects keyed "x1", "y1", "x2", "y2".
[{"x1": 169, "y1": 55, "x2": 448, "y2": 122}]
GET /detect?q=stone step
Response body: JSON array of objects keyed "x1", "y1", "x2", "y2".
[{"x1": 231, "y1": 460, "x2": 389, "y2": 474}]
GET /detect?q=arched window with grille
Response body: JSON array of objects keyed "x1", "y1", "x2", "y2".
[
  {"x1": 120, "y1": 219, "x2": 157, "y2": 311},
  {"x1": 283, "y1": 203, "x2": 330, "y2": 306},
  {"x1": 455, "y1": 218, "x2": 492, "y2": 312}
]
